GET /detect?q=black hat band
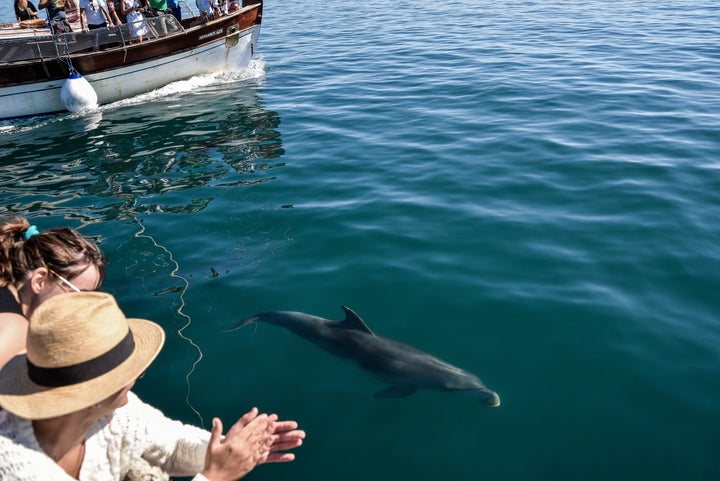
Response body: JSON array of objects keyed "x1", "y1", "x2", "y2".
[{"x1": 27, "y1": 331, "x2": 135, "y2": 388}]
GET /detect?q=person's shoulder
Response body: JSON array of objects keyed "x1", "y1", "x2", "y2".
[
  {"x1": 0, "y1": 409, "x2": 33, "y2": 447},
  {"x1": 90, "y1": 391, "x2": 157, "y2": 440},
  {"x1": 111, "y1": 391, "x2": 165, "y2": 423},
  {"x1": 0, "y1": 287, "x2": 15, "y2": 303},
  {"x1": 0, "y1": 287, "x2": 24, "y2": 317}
]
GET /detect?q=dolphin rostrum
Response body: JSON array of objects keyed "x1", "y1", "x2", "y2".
[{"x1": 235, "y1": 306, "x2": 500, "y2": 406}]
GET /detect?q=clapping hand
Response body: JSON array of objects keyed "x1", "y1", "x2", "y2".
[{"x1": 202, "y1": 407, "x2": 306, "y2": 481}]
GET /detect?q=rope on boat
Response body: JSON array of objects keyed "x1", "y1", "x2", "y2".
[
  {"x1": 58, "y1": 36, "x2": 76, "y2": 76},
  {"x1": 134, "y1": 217, "x2": 205, "y2": 427},
  {"x1": 45, "y1": 12, "x2": 77, "y2": 76}
]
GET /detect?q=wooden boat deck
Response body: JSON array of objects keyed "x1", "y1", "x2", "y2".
[{"x1": 0, "y1": 5, "x2": 258, "y2": 65}]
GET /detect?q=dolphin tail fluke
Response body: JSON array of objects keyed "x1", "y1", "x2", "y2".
[{"x1": 374, "y1": 385, "x2": 417, "y2": 398}]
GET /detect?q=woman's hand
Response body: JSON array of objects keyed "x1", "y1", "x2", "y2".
[
  {"x1": 202, "y1": 409, "x2": 275, "y2": 481},
  {"x1": 222, "y1": 408, "x2": 306, "y2": 464},
  {"x1": 264, "y1": 419, "x2": 306, "y2": 463}
]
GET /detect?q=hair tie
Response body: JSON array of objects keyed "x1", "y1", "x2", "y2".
[{"x1": 24, "y1": 225, "x2": 40, "y2": 240}]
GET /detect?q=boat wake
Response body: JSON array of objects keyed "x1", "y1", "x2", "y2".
[
  {"x1": 102, "y1": 56, "x2": 267, "y2": 112},
  {"x1": 0, "y1": 57, "x2": 266, "y2": 135}
]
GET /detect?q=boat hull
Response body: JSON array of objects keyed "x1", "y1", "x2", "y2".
[{"x1": 0, "y1": 4, "x2": 262, "y2": 120}]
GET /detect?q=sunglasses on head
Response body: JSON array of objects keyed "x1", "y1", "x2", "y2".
[{"x1": 49, "y1": 269, "x2": 81, "y2": 293}]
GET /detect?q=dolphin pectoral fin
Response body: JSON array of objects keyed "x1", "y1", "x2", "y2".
[
  {"x1": 338, "y1": 306, "x2": 377, "y2": 336},
  {"x1": 374, "y1": 385, "x2": 417, "y2": 398}
]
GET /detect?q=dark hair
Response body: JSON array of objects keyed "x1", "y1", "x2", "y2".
[{"x1": 0, "y1": 216, "x2": 107, "y2": 289}]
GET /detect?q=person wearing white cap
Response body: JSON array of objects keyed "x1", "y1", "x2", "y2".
[{"x1": 0, "y1": 291, "x2": 305, "y2": 481}]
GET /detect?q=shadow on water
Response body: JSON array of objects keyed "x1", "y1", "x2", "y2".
[{"x1": 0, "y1": 73, "x2": 285, "y2": 224}]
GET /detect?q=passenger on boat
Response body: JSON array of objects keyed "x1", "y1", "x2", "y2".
[
  {"x1": 166, "y1": 0, "x2": 180, "y2": 20},
  {"x1": 37, "y1": 0, "x2": 73, "y2": 33},
  {"x1": 107, "y1": 0, "x2": 125, "y2": 25},
  {"x1": 79, "y1": 0, "x2": 114, "y2": 31},
  {"x1": 106, "y1": 0, "x2": 124, "y2": 24},
  {"x1": 122, "y1": 0, "x2": 149, "y2": 41},
  {"x1": 0, "y1": 216, "x2": 107, "y2": 370},
  {"x1": 0, "y1": 291, "x2": 306, "y2": 481},
  {"x1": 195, "y1": 0, "x2": 219, "y2": 20},
  {"x1": 147, "y1": 0, "x2": 168, "y2": 15},
  {"x1": 147, "y1": 0, "x2": 171, "y2": 35},
  {"x1": 13, "y1": 0, "x2": 38, "y2": 21}
]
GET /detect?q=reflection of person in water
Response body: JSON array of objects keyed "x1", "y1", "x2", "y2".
[{"x1": 3, "y1": 88, "x2": 284, "y2": 218}]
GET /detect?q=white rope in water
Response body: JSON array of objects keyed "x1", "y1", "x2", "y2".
[{"x1": 134, "y1": 218, "x2": 205, "y2": 427}]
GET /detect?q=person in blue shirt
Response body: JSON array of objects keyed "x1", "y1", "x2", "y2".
[{"x1": 166, "y1": 0, "x2": 180, "y2": 20}]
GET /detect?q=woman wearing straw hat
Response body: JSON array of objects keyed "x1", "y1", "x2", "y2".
[
  {"x1": 0, "y1": 292, "x2": 306, "y2": 480},
  {"x1": 0, "y1": 216, "x2": 107, "y2": 369}
]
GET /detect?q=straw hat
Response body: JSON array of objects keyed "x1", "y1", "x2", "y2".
[{"x1": 0, "y1": 292, "x2": 165, "y2": 420}]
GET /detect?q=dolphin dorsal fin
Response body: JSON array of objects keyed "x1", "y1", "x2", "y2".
[{"x1": 339, "y1": 306, "x2": 376, "y2": 336}]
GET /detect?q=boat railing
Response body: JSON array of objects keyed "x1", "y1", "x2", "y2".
[
  {"x1": 0, "y1": 15, "x2": 186, "y2": 63},
  {"x1": 140, "y1": 13, "x2": 186, "y2": 40},
  {"x1": 177, "y1": 0, "x2": 260, "y2": 27}
]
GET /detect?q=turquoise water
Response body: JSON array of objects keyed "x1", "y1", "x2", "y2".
[{"x1": 2, "y1": 1, "x2": 720, "y2": 480}]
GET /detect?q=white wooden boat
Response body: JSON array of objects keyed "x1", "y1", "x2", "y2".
[{"x1": 0, "y1": 1, "x2": 262, "y2": 120}]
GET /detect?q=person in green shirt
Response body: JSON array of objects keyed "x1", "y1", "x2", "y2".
[
  {"x1": 146, "y1": 0, "x2": 171, "y2": 35},
  {"x1": 147, "y1": 0, "x2": 167, "y2": 14}
]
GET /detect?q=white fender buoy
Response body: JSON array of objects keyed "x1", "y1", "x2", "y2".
[{"x1": 60, "y1": 70, "x2": 98, "y2": 113}]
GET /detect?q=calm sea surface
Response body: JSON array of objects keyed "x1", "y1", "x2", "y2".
[{"x1": 1, "y1": 1, "x2": 720, "y2": 480}]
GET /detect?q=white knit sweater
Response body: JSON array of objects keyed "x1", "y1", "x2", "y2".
[{"x1": 0, "y1": 392, "x2": 211, "y2": 481}]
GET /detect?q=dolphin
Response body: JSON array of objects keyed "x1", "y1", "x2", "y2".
[{"x1": 235, "y1": 306, "x2": 500, "y2": 406}]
